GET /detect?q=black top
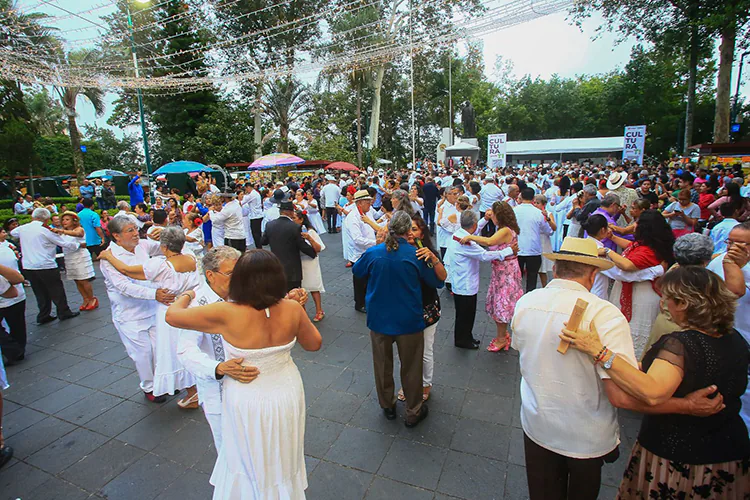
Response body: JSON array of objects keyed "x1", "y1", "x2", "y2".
[
  {"x1": 638, "y1": 329, "x2": 750, "y2": 464},
  {"x1": 260, "y1": 216, "x2": 316, "y2": 283},
  {"x1": 422, "y1": 182, "x2": 440, "y2": 208}
]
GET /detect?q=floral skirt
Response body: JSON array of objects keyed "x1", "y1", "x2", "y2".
[{"x1": 617, "y1": 441, "x2": 750, "y2": 499}]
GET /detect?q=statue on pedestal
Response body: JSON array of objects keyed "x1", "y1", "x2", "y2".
[{"x1": 460, "y1": 101, "x2": 476, "y2": 138}]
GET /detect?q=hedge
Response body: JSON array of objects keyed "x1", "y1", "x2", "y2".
[
  {"x1": 0, "y1": 195, "x2": 130, "y2": 211},
  {"x1": 0, "y1": 206, "x2": 124, "y2": 227}
]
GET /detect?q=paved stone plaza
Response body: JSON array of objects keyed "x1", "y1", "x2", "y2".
[{"x1": 0, "y1": 233, "x2": 638, "y2": 499}]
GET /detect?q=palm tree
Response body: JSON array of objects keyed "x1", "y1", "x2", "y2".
[
  {"x1": 53, "y1": 49, "x2": 105, "y2": 183},
  {"x1": 262, "y1": 78, "x2": 310, "y2": 153}
]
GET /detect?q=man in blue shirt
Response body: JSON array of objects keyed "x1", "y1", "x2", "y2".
[
  {"x1": 128, "y1": 171, "x2": 145, "y2": 208},
  {"x1": 353, "y1": 211, "x2": 445, "y2": 428},
  {"x1": 79, "y1": 179, "x2": 95, "y2": 200},
  {"x1": 78, "y1": 198, "x2": 105, "y2": 256},
  {"x1": 710, "y1": 203, "x2": 740, "y2": 255}
]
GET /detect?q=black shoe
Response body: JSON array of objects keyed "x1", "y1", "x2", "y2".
[
  {"x1": 0, "y1": 446, "x2": 13, "y2": 470},
  {"x1": 455, "y1": 342, "x2": 480, "y2": 350},
  {"x1": 58, "y1": 311, "x2": 80, "y2": 321},
  {"x1": 405, "y1": 404, "x2": 429, "y2": 428},
  {"x1": 37, "y1": 316, "x2": 57, "y2": 325},
  {"x1": 383, "y1": 407, "x2": 397, "y2": 420},
  {"x1": 3, "y1": 353, "x2": 24, "y2": 366},
  {"x1": 144, "y1": 391, "x2": 167, "y2": 403},
  {"x1": 355, "y1": 306, "x2": 367, "y2": 313},
  {"x1": 472, "y1": 338, "x2": 481, "y2": 346}
]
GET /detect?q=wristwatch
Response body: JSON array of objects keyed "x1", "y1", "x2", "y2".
[{"x1": 602, "y1": 352, "x2": 615, "y2": 370}]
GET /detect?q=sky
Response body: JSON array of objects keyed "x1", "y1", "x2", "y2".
[{"x1": 15, "y1": 1, "x2": 750, "y2": 136}]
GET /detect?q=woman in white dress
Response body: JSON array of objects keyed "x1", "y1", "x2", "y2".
[
  {"x1": 165, "y1": 249, "x2": 322, "y2": 500},
  {"x1": 98, "y1": 226, "x2": 200, "y2": 406},
  {"x1": 208, "y1": 195, "x2": 225, "y2": 248},
  {"x1": 293, "y1": 209, "x2": 326, "y2": 322},
  {"x1": 56, "y1": 211, "x2": 97, "y2": 311},
  {"x1": 183, "y1": 213, "x2": 205, "y2": 273},
  {"x1": 304, "y1": 190, "x2": 327, "y2": 234}
]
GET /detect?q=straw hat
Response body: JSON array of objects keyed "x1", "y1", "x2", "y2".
[
  {"x1": 606, "y1": 171, "x2": 627, "y2": 190},
  {"x1": 542, "y1": 237, "x2": 614, "y2": 270},
  {"x1": 60, "y1": 210, "x2": 80, "y2": 221},
  {"x1": 353, "y1": 190, "x2": 373, "y2": 202}
]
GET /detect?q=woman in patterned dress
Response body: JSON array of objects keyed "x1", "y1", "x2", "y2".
[{"x1": 459, "y1": 201, "x2": 523, "y2": 351}]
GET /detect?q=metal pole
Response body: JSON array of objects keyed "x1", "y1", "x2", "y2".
[
  {"x1": 732, "y1": 51, "x2": 749, "y2": 125},
  {"x1": 409, "y1": 0, "x2": 415, "y2": 168},
  {"x1": 127, "y1": 3, "x2": 154, "y2": 203},
  {"x1": 448, "y1": 50, "x2": 452, "y2": 135}
]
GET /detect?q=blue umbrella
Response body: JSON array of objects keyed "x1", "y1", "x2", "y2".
[
  {"x1": 152, "y1": 161, "x2": 217, "y2": 176},
  {"x1": 87, "y1": 169, "x2": 128, "y2": 179}
]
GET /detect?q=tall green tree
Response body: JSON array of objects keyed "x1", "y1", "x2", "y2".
[
  {"x1": 24, "y1": 88, "x2": 66, "y2": 136},
  {"x1": 53, "y1": 49, "x2": 106, "y2": 183}
]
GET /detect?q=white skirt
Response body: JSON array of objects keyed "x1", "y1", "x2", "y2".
[
  {"x1": 210, "y1": 357, "x2": 307, "y2": 499},
  {"x1": 306, "y1": 211, "x2": 327, "y2": 235},
  {"x1": 64, "y1": 247, "x2": 95, "y2": 281},
  {"x1": 540, "y1": 234, "x2": 554, "y2": 273},
  {"x1": 609, "y1": 280, "x2": 661, "y2": 359},
  {"x1": 301, "y1": 256, "x2": 325, "y2": 293},
  {"x1": 152, "y1": 303, "x2": 196, "y2": 396}
]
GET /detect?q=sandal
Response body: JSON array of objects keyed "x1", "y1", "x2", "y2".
[
  {"x1": 397, "y1": 388, "x2": 406, "y2": 402},
  {"x1": 177, "y1": 392, "x2": 199, "y2": 409},
  {"x1": 313, "y1": 311, "x2": 325, "y2": 322},
  {"x1": 423, "y1": 386, "x2": 431, "y2": 401}
]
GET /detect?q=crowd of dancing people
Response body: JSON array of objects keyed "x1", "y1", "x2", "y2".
[{"x1": 0, "y1": 158, "x2": 749, "y2": 499}]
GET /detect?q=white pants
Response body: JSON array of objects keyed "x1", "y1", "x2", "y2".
[
  {"x1": 423, "y1": 321, "x2": 438, "y2": 387},
  {"x1": 204, "y1": 407, "x2": 222, "y2": 452},
  {"x1": 113, "y1": 317, "x2": 157, "y2": 393}
]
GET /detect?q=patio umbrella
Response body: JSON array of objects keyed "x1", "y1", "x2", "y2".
[
  {"x1": 325, "y1": 162, "x2": 359, "y2": 172},
  {"x1": 87, "y1": 169, "x2": 128, "y2": 179},
  {"x1": 248, "y1": 153, "x2": 305, "y2": 170},
  {"x1": 152, "y1": 160, "x2": 216, "y2": 176}
]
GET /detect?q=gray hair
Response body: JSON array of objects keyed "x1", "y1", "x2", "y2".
[
  {"x1": 554, "y1": 260, "x2": 598, "y2": 278},
  {"x1": 159, "y1": 225, "x2": 186, "y2": 254},
  {"x1": 673, "y1": 233, "x2": 714, "y2": 266},
  {"x1": 600, "y1": 193, "x2": 621, "y2": 207},
  {"x1": 385, "y1": 211, "x2": 412, "y2": 252},
  {"x1": 31, "y1": 207, "x2": 50, "y2": 221},
  {"x1": 108, "y1": 214, "x2": 136, "y2": 235},
  {"x1": 202, "y1": 246, "x2": 241, "y2": 273},
  {"x1": 583, "y1": 184, "x2": 598, "y2": 196},
  {"x1": 460, "y1": 209, "x2": 478, "y2": 229},
  {"x1": 391, "y1": 189, "x2": 416, "y2": 217},
  {"x1": 117, "y1": 200, "x2": 130, "y2": 211}
]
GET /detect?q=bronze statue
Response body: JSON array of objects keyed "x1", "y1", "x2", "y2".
[{"x1": 460, "y1": 100, "x2": 476, "y2": 138}]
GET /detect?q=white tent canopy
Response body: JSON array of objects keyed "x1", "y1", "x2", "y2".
[
  {"x1": 507, "y1": 136, "x2": 624, "y2": 156},
  {"x1": 445, "y1": 142, "x2": 481, "y2": 155}
]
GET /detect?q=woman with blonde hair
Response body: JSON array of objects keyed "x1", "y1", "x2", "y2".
[
  {"x1": 56, "y1": 211, "x2": 98, "y2": 310},
  {"x1": 459, "y1": 201, "x2": 522, "y2": 351},
  {"x1": 561, "y1": 266, "x2": 749, "y2": 498}
]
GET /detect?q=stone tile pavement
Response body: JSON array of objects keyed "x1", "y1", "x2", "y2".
[{"x1": 0, "y1": 233, "x2": 639, "y2": 499}]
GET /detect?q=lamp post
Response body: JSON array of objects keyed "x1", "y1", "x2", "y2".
[
  {"x1": 731, "y1": 51, "x2": 750, "y2": 128},
  {"x1": 125, "y1": 0, "x2": 154, "y2": 203}
]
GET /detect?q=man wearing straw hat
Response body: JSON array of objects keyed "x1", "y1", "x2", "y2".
[
  {"x1": 344, "y1": 190, "x2": 377, "y2": 313},
  {"x1": 511, "y1": 237, "x2": 721, "y2": 500}
]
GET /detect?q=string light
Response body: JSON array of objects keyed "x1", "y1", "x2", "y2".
[{"x1": 2, "y1": 0, "x2": 573, "y2": 93}]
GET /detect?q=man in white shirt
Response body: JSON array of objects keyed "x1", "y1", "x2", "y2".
[
  {"x1": 514, "y1": 188, "x2": 553, "y2": 293},
  {"x1": 446, "y1": 210, "x2": 515, "y2": 349},
  {"x1": 321, "y1": 175, "x2": 342, "y2": 233},
  {"x1": 100, "y1": 216, "x2": 175, "y2": 403},
  {"x1": 503, "y1": 183, "x2": 519, "y2": 208},
  {"x1": 478, "y1": 177, "x2": 504, "y2": 213},
  {"x1": 343, "y1": 190, "x2": 377, "y2": 312},
  {"x1": 512, "y1": 237, "x2": 715, "y2": 500},
  {"x1": 10, "y1": 208, "x2": 81, "y2": 324},
  {"x1": 241, "y1": 183, "x2": 264, "y2": 249},
  {"x1": 210, "y1": 193, "x2": 246, "y2": 252}
]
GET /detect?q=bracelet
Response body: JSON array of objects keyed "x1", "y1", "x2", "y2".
[
  {"x1": 178, "y1": 292, "x2": 193, "y2": 301},
  {"x1": 593, "y1": 345, "x2": 607, "y2": 363},
  {"x1": 594, "y1": 347, "x2": 610, "y2": 365}
]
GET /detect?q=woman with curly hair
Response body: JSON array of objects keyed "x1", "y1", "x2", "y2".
[
  {"x1": 459, "y1": 201, "x2": 522, "y2": 352},
  {"x1": 561, "y1": 266, "x2": 749, "y2": 499},
  {"x1": 605, "y1": 210, "x2": 675, "y2": 358}
]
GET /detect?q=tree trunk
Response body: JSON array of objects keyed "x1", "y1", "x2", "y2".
[
  {"x1": 713, "y1": 23, "x2": 735, "y2": 144},
  {"x1": 66, "y1": 108, "x2": 85, "y2": 183},
  {"x1": 683, "y1": 24, "x2": 698, "y2": 155},
  {"x1": 279, "y1": 122, "x2": 289, "y2": 153},
  {"x1": 253, "y1": 84, "x2": 263, "y2": 159},
  {"x1": 368, "y1": 65, "x2": 386, "y2": 150},
  {"x1": 356, "y1": 78, "x2": 363, "y2": 169}
]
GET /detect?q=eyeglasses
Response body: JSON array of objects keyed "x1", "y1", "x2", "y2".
[{"x1": 214, "y1": 270, "x2": 233, "y2": 277}]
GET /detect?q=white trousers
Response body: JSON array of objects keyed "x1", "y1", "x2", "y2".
[
  {"x1": 204, "y1": 407, "x2": 222, "y2": 452},
  {"x1": 423, "y1": 321, "x2": 438, "y2": 387},
  {"x1": 113, "y1": 317, "x2": 157, "y2": 393}
]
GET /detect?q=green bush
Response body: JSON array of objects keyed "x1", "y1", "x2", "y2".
[{"x1": 0, "y1": 195, "x2": 130, "y2": 210}]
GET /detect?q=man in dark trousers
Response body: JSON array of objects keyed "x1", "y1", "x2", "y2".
[
  {"x1": 422, "y1": 175, "x2": 440, "y2": 235},
  {"x1": 261, "y1": 201, "x2": 317, "y2": 291}
]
